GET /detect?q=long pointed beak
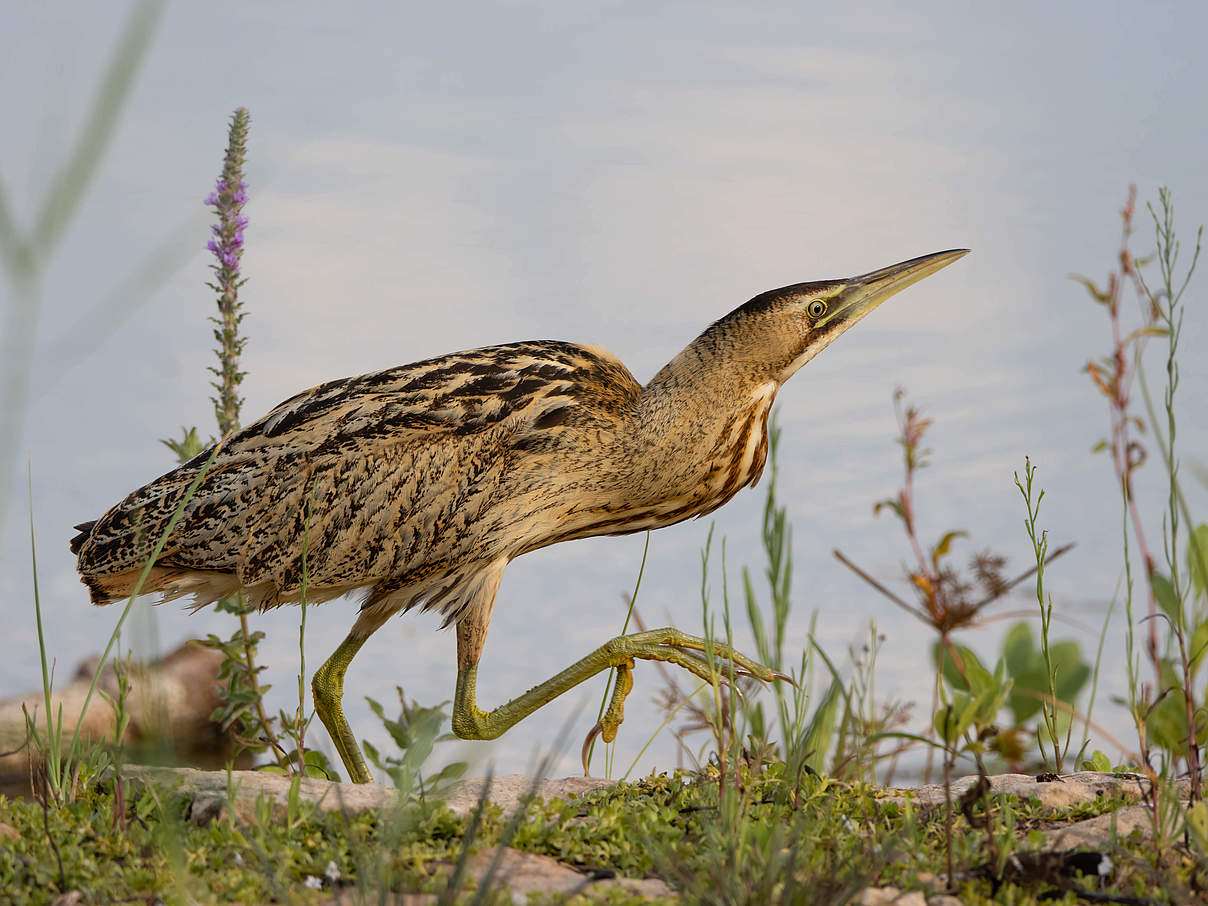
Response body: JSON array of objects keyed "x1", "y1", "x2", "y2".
[{"x1": 828, "y1": 248, "x2": 969, "y2": 326}]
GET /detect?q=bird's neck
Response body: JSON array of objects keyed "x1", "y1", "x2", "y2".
[{"x1": 625, "y1": 340, "x2": 780, "y2": 520}]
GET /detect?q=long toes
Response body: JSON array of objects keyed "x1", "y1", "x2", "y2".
[{"x1": 661, "y1": 644, "x2": 778, "y2": 683}]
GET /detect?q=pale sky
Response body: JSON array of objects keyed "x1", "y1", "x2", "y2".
[{"x1": 2, "y1": 1, "x2": 1206, "y2": 778}]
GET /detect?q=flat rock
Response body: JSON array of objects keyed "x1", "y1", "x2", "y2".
[
  {"x1": 121, "y1": 765, "x2": 396, "y2": 824},
  {"x1": 448, "y1": 847, "x2": 673, "y2": 901},
  {"x1": 119, "y1": 765, "x2": 616, "y2": 824},
  {"x1": 440, "y1": 775, "x2": 616, "y2": 817},
  {"x1": 320, "y1": 895, "x2": 435, "y2": 906},
  {"x1": 1041, "y1": 803, "x2": 1156, "y2": 850},
  {"x1": 885, "y1": 771, "x2": 1189, "y2": 810},
  {"x1": 853, "y1": 887, "x2": 927, "y2": 906},
  {"x1": 122, "y1": 765, "x2": 1185, "y2": 826}
]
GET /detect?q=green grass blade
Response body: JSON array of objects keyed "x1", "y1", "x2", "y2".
[{"x1": 31, "y1": 0, "x2": 166, "y2": 257}]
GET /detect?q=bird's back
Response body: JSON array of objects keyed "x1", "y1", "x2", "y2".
[{"x1": 73, "y1": 340, "x2": 644, "y2": 617}]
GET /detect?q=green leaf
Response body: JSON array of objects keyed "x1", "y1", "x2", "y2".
[
  {"x1": 365, "y1": 695, "x2": 386, "y2": 723},
  {"x1": 1147, "y1": 688, "x2": 1190, "y2": 752},
  {"x1": 1151, "y1": 572, "x2": 1183, "y2": 626},
  {"x1": 934, "y1": 642, "x2": 988, "y2": 692},
  {"x1": 361, "y1": 739, "x2": 384, "y2": 772},
  {"x1": 429, "y1": 761, "x2": 468, "y2": 785},
  {"x1": 934, "y1": 694, "x2": 975, "y2": 743},
  {"x1": 1188, "y1": 524, "x2": 1208, "y2": 598},
  {"x1": 873, "y1": 499, "x2": 906, "y2": 522},
  {"x1": 1187, "y1": 801, "x2": 1208, "y2": 857},
  {"x1": 1081, "y1": 750, "x2": 1112, "y2": 772},
  {"x1": 964, "y1": 653, "x2": 997, "y2": 697},
  {"x1": 1051, "y1": 643, "x2": 1091, "y2": 703},
  {"x1": 1069, "y1": 273, "x2": 1110, "y2": 303},
  {"x1": 801, "y1": 679, "x2": 842, "y2": 773},
  {"x1": 929, "y1": 530, "x2": 969, "y2": 568},
  {"x1": 1001, "y1": 622, "x2": 1034, "y2": 679},
  {"x1": 1189, "y1": 619, "x2": 1208, "y2": 679},
  {"x1": 972, "y1": 660, "x2": 1013, "y2": 728},
  {"x1": 743, "y1": 567, "x2": 768, "y2": 662}
]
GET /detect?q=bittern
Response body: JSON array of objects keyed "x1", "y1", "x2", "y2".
[{"x1": 72, "y1": 249, "x2": 967, "y2": 784}]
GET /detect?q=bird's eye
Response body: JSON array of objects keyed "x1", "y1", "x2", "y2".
[{"x1": 807, "y1": 299, "x2": 827, "y2": 319}]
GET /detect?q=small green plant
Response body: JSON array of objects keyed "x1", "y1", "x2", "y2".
[
  {"x1": 647, "y1": 419, "x2": 866, "y2": 791},
  {"x1": 1014, "y1": 458, "x2": 1083, "y2": 771},
  {"x1": 743, "y1": 420, "x2": 853, "y2": 787},
  {"x1": 933, "y1": 621, "x2": 1091, "y2": 771},
  {"x1": 362, "y1": 687, "x2": 468, "y2": 796},
  {"x1": 840, "y1": 390, "x2": 1077, "y2": 777},
  {"x1": 1077, "y1": 185, "x2": 1205, "y2": 801}
]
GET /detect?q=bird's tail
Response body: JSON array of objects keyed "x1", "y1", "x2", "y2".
[{"x1": 69, "y1": 521, "x2": 97, "y2": 556}]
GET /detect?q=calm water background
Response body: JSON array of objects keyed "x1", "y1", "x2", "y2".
[{"x1": 2, "y1": 1, "x2": 1207, "y2": 780}]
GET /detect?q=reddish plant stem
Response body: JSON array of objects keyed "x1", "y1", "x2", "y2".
[{"x1": 1096, "y1": 186, "x2": 1162, "y2": 682}]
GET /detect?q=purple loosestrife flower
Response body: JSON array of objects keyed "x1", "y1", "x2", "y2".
[{"x1": 205, "y1": 108, "x2": 251, "y2": 437}]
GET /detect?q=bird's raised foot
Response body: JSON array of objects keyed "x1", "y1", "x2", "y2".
[
  {"x1": 450, "y1": 627, "x2": 784, "y2": 766},
  {"x1": 603, "y1": 627, "x2": 782, "y2": 687},
  {"x1": 577, "y1": 630, "x2": 786, "y2": 773}
]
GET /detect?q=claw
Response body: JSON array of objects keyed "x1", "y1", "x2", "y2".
[{"x1": 581, "y1": 721, "x2": 604, "y2": 776}]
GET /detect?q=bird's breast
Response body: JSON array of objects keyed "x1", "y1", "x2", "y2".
[
  {"x1": 690, "y1": 380, "x2": 776, "y2": 514},
  {"x1": 518, "y1": 381, "x2": 777, "y2": 550}
]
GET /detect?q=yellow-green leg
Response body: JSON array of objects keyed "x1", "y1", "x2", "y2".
[
  {"x1": 451, "y1": 622, "x2": 784, "y2": 746},
  {"x1": 312, "y1": 633, "x2": 373, "y2": 784}
]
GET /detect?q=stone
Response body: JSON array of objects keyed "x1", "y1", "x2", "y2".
[
  {"x1": 319, "y1": 894, "x2": 436, "y2": 906},
  {"x1": 884, "y1": 771, "x2": 1189, "y2": 810},
  {"x1": 444, "y1": 846, "x2": 673, "y2": 901},
  {"x1": 440, "y1": 774, "x2": 616, "y2": 817},
  {"x1": 1042, "y1": 804, "x2": 1156, "y2": 850},
  {"x1": 120, "y1": 765, "x2": 617, "y2": 826},
  {"x1": 121, "y1": 765, "x2": 398, "y2": 825},
  {"x1": 853, "y1": 886, "x2": 927, "y2": 906}
]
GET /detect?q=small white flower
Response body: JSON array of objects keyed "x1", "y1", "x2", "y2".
[
  {"x1": 304, "y1": 876, "x2": 322, "y2": 890},
  {"x1": 233, "y1": 852, "x2": 244, "y2": 866},
  {"x1": 1097, "y1": 854, "x2": 1113, "y2": 876},
  {"x1": 325, "y1": 860, "x2": 341, "y2": 882}
]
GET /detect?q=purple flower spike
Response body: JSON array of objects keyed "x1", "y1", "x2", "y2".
[
  {"x1": 205, "y1": 107, "x2": 251, "y2": 436},
  {"x1": 205, "y1": 113, "x2": 250, "y2": 290}
]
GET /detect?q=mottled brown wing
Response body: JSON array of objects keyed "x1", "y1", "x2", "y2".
[{"x1": 74, "y1": 340, "x2": 641, "y2": 608}]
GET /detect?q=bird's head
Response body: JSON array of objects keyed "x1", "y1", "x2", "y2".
[{"x1": 718, "y1": 249, "x2": 969, "y2": 384}]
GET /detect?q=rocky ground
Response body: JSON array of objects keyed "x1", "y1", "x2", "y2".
[{"x1": 85, "y1": 766, "x2": 1190, "y2": 905}]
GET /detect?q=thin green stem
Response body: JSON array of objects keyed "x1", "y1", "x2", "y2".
[{"x1": 586, "y1": 530, "x2": 650, "y2": 777}]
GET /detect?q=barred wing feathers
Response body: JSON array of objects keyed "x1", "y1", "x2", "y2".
[{"x1": 73, "y1": 341, "x2": 642, "y2": 614}]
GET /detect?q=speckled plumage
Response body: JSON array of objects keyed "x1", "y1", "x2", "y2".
[
  {"x1": 72, "y1": 249, "x2": 968, "y2": 783},
  {"x1": 72, "y1": 336, "x2": 772, "y2": 628}
]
